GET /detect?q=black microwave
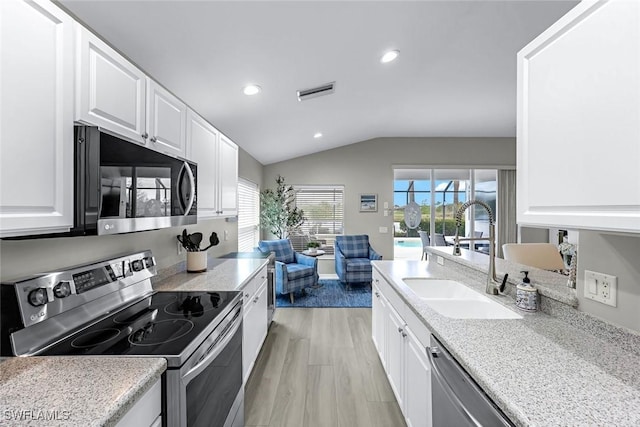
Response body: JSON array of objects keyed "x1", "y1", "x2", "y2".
[{"x1": 73, "y1": 126, "x2": 197, "y2": 236}]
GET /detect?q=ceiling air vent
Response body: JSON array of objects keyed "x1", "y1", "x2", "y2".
[{"x1": 297, "y1": 82, "x2": 335, "y2": 101}]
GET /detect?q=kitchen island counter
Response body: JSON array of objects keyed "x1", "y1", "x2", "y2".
[
  {"x1": 0, "y1": 356, "x2": 165, "y2": 427},
  {"x1": 372, "y1": 254, "x2": 640, "y2": 426}
]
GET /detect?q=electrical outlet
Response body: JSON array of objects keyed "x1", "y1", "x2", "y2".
[
  {"x1": 379, "y1": 226, "x2": 388, "y2": 233},
  {"x1": 437, "y1": 256, "x2": 444, "y2": 266},
  {"x1": 177, "y1": 242, "x2": 184, "y2": 255},
  {"x1": 584, "y1": 270, "x2": 617, "y2": 307},
  {"x1": 224, "y1": 230, "x2": 229, "y2": 241}
]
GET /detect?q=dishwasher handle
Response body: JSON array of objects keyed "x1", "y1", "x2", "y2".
[{"x1": 428, "y1": 346, "x2": 484, "y2": 427}]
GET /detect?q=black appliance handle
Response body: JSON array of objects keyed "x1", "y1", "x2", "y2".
[
  {"x1": 178, "y1": 161, "x2": 195, "y2": 215},
  {"x1": 182, "y1": 305, "x2": 242, "y2": 384}
]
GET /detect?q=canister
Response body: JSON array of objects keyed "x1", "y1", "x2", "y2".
[{"x1": 515, "y1": 271, "x2": 538, "y2": 312}]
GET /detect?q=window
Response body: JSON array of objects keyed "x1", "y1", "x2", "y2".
[
  {"x1": 237, "y1": 178, "x2": 260, "y2": 252},
  {"x1": 293, "y1": 185, "x2": 344, "y2": 254}
]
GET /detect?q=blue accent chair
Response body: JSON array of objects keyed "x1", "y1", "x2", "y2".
[
  {"x1": 335, "y1": 235, "x2": 382, "y2": 288},
  {"x1": 258, "y1": 239, "x2": 318, "y2": 303}
]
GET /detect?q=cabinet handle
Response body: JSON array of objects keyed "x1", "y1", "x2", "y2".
[
  {"x1": 253, "y1": 296, "x2": 259, "y2": 303},
  {"x1": 141, "y1": 132, "x2": 148, "y2": 139},
  {"x1": 150, "y1": 136, "x2": 157, "y2": 143},
  {"x1": 245, "y1": 293, "x2": 250, "y2": 299},
  {"x1": 401, "y1": 332, "x2": 407, "y2": 338},
  {"x1": 398, "y1": 327, "x2": 403, "y2": 334},
  {"x1": 375, "y1": 292, "x2": 380, "y2": 297}
]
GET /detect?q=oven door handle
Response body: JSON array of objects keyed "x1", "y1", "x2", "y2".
[
  {"x1": 178, "y1": 161, "x2": 195, "y2": 216},
  {"x1": 182, "y1": 314, "x2": 241, "y2": 384}
]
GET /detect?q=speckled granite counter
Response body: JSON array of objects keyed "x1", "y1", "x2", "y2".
[
  {"x1": 0, "y1": 357, "x2": 165, "y2": 427},
  {"x1": 153, "y1": 257, "x2": 268, "y2": 292},
  {"x1": 372, "y1": 258, "x2": 640, "y2": 426}
]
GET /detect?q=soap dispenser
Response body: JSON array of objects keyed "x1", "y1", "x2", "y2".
[{"x1": 515, "y1": 271, "x2": 538, "y2": 312}]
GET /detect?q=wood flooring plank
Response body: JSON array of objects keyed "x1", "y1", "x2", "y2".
[
  {"x1": 367, "y1": 401, "x2": 407, "y2": 427},
  {"x1": 330, "y1": 308, "x2": 355, "y2": 349},
  {"x1": 279, "y1": 308, "x2": 313, "y2": 339},
  {"x1": 309, "y1": 309, "x2": 333, "y2": 365},
  {"x1": 333, "y1": 349, "x2": 375, "y2": 427},
  {"x1": 268, "y1": 338, "x2": 310, "y2": 427},
  {"x1": 245, "y1": 321, "x2": 290, "y2": 425},
  {"x1": 304, "y1": 365, "x2": 338, "y2": 427}
]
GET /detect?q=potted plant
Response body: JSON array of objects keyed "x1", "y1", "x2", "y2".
[
  {"x1": 260, "y1": 175, "x2": 305, "y2": 239},
  {"x1": 307, "y1": 241, "x2": 321, "y2": 254}
]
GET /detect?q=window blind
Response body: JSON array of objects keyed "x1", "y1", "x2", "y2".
[
  {"x1": 293, "y1": 185, "x2": 344, "y2": 253},
  {"x1": 238, "y1": 178, "x2": 260, "y2": 252}
]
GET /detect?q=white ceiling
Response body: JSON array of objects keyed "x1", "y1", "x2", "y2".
[{"x1": 60, "y1": 0, "x2": 578, "y2": 165}]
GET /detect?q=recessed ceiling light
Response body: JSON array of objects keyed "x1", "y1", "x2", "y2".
[
  {"x1": 243, "y1": 84, "x2": 261, "y2": 96},
  {"x1": 313, "y1": 132, "x2": 323, "y2": 139},
  {"x1": 380, "y1": 50, "x2": 400, "y2": 63}
]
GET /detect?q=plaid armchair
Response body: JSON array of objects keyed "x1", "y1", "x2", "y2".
[
  {"x1": 258, "y1": 239, "x2": 318, "y2": 303},
  {"x1": 334, "y1": 235, "x2": 382, "y2": 288}
]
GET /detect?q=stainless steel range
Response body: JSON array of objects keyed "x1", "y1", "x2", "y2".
[{"x1": 0, "y1": 250, "x2": 244, "y2": 427}]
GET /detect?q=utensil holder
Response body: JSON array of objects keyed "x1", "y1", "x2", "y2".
[{"x1": 187, "y1": 252, "x2": 207, "y2": 273}]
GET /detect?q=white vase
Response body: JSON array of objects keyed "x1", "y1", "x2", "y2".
[
  {"x1": 187, "y1": 251, "x2": 207, "y2": 273},
  {"x1": 308, "y1": 247, "x2": 317, "y2": 254}
]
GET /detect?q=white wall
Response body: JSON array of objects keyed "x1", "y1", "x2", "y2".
[{"x1": 263, "y1": 136, "x2": 516, "y2": 260}]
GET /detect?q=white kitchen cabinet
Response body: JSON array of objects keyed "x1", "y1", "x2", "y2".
[
  {"x1": 242, "y1": 266, "x2": 269, "y2": 384},
  {"x1": 372, "y1": 283, "x2": 388, "y2": 368},
  {"x1": 386, "y1": 302, "x2": 406, "y2": 411},
  {"x1": 0, "y1": 0, "x2": 75, "y2": 237},
  {"x1": 517, "y1": 0, "x2": 640, "y2": 233},
  {"x1": 217, "y1": 135, "x2": 239, "y2": 217},
  {"x1": 146, "y1": 79, "x2": 187, "y2": 158},
  {"x1": 76, "y1": 24, "x2": 147, "y2": 146},
  {"x1": 77, "y1": 27, "x2": 188, "y2": 158},
  {"x1": 115, "y1": 379, "x2": 161, "y2": 427},
  {"x1": 186, "y1": 109, "x2": 239, "y2": 219},
  {"x1": 372, "y1": 270, "x2": 432, "y2": 427}
]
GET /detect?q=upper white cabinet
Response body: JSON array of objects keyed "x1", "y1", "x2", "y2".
[
  {"x1": 186, "y1": 109, "x2": 238, "y2": 218},
  {"x1": 218, "y1": 135, "x2": 239, "y2": 217},
  {"x1": 0, "y1": 0, "x2": 75, "y2": 237},
  {"x1": 517, "y1": 0, "x2": 640, "y2": 233},
  {"x1": 76, "y1": 26, "x2": 187, "y2": 158},
  {"x1": 146, "y1": 79, "x2": 187, "y2": 158},
  {"x1": 76, "y1": 24, "x2": 146, "y2": 145}
]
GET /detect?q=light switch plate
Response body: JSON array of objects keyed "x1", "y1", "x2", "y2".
[
  {"x1": 379, "y1": 226, "x2": 388, "y2": 233},
  {"x1": 584, "y1": 270, "x2": 617, "y2": 307},
  {"x1": 437, "y1": 256, "x2": 444, "y2": 266}
]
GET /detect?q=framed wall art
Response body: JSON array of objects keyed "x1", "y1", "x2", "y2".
[{"x1": 359, "y1": 194, "x2": 378, "y2": 212}]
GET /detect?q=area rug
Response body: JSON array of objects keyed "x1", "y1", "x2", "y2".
[{"x1": 275, "y1": 279, "x2": 372, "y2": 308}]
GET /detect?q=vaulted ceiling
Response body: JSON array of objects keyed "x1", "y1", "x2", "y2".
[{"x1": 60, "y1": 0, "x2": 578, "y2": 165}]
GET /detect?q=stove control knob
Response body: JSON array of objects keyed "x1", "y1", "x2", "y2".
[
  {"x1": 28, "y1": 288, "x2": 48, "y2": 307},
  {"x1": 53, "y1": 281, "x2": 71, "y2": 298},
  {"x1": 131, "y1": 260, "x2": 144, "y2": 272}
]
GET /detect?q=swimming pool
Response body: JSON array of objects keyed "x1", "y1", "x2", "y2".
[{"x1": 394, "y1": 239, "x2": 422, "y2": 248}]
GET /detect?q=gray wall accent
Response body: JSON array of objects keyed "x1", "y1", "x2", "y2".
[
  {"x1": 263, "y1": 137, "x2": 516, "y2": 260},
  {"x1": 576, "y1": 231, "x2": 640, "y2": 332},
  {"x1": 238, "y1": 146, "x2": 263, "y2": 188},
  {"x1": 519, "y1": 226, "x2": 550, "y2": 243},
  {"x1": 0, "y1": 218, "x2": 237, "y2": 282}
]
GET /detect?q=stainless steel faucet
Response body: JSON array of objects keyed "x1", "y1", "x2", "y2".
[{"x1": 453, "y1": 200, "x2": 504, "y2": 295}]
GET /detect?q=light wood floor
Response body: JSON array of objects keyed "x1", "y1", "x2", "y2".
[{"x1": 244, "y1": 308, "x2": 406, "y2": 427}]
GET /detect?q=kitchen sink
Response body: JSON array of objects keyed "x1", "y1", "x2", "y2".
[{"x1": 402, "y1": 278, "x2": 522, "y2": 320}]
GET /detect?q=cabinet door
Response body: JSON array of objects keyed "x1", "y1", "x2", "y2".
[
  {"x1": 517, "y1": 0, "x2": 640, "y2": 232},
  {"x1": 186, "y1": 109, "x2": 219, "y2": 219},
  {"x1": 217, "y1": 135, "x2": 238, "y2": 216},
  {"x1": 405, "y1": 327, "x2": 432, "y2": 427},
  {"x1": 242, "y1": 292, "x2": 255, "y2": 384},
  {"x1": 115, "y1": 379, "x2": 161, "y2": 427},
  {"x1": 386, "y1": 303, "x2": 405, "y2": 411},
  {"x1": 0, "y1": 0, "x2": 74, "y2": 237},
  {"x1": 146, "y1": 79, "x2": 187, "y2": 158},
  {"x1": 76, "y1": 25, "x2": 147, "y2": 145},
  {"x1": 372, "y1": 282, "x2": 388, "y2": 368},
  {"x1": 254, "y1": 280, "x2": 269, "y2": 357},
  {"x1": 242, "y1": 280, "x2": 268, "y2": 384}
]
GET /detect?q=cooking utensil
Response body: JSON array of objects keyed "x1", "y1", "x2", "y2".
[
  {"x1": 202, "y1": 232, "x2": 220, "y2": 251},
  {"x1": 189, "y1": 232, "x2": 203, "y2": 251}
]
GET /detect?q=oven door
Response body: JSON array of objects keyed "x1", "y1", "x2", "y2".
[{"x1": 165, "y1": 302, "x2": 243, "y2": 427}]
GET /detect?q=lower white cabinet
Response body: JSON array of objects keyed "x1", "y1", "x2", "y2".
[
  {"x1": 115, "y1": 379, "x2": 161, "y2": 427},
  {"x1": 373, "y1": 270, "x2": 432, "y2": 427},
  {"x1": 242, "y1": 266, "x2": 269, "y2": 384}
]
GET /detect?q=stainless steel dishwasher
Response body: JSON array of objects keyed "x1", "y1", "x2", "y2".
[{"x1": 428, "y1": 335, "x2": 514, "y2": 427}]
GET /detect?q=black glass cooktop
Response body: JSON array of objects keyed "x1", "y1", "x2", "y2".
[{"x1": 41, "y1": 291, "x2": 240, "y2": 358}]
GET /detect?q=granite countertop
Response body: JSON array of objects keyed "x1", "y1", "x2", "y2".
[
  {"x1": 372, "y1": 258, "x2": 640, "y2": 426},
  {"x1": 0, "y1": 356, "x2": 166, "y2": 427},
  {"x1": 153, "y1": 257, "x2": 268, "y2": 292}
]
